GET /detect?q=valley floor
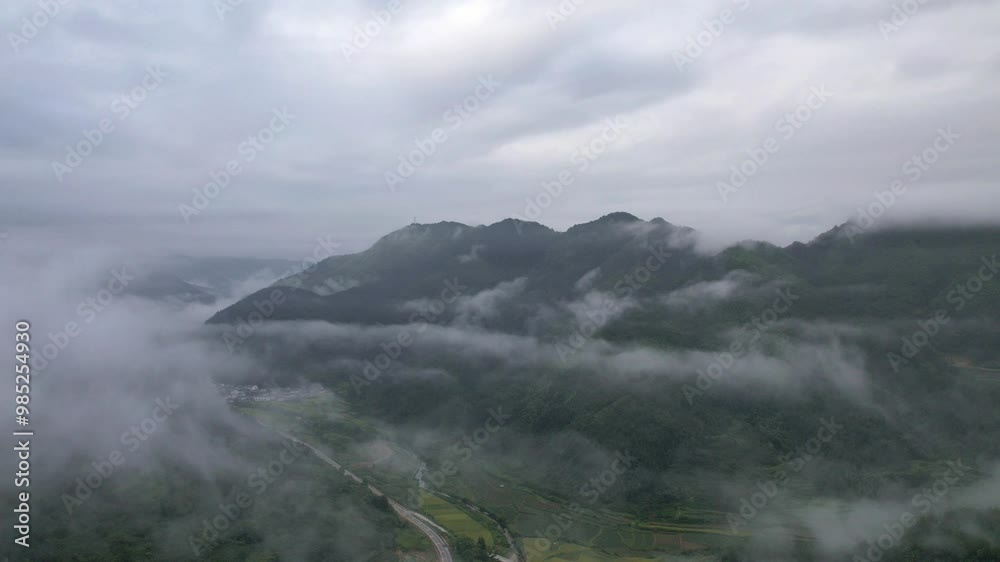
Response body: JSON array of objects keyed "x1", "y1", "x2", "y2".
[{"x1": 232, "y1": 391, "x2": 757, "y2": 561}]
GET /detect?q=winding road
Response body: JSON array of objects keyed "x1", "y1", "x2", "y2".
[
  {"x1": 389, "y1": 497, "x2": 453, "y2": 562},
  {"x1": 272, "y1": 428, "x2": 453, "y2": 561}
]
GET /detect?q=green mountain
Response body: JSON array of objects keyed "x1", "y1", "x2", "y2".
[
  {"x1": 204, "y1": 215, "x2": 1000, "y2": 561},
  {"x1": 209, "y1": 215, "x2": 1000, "y2": 334},
  {"x1": 207, "y1": 213, "x2": 704, "y2": 326}
]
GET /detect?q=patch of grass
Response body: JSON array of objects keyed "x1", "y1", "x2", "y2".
[{"x1": 396, "y1": 527, "x2": 432, "y2": 551}]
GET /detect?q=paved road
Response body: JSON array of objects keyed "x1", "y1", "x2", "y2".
[
  {"x1": 273, "y1": 428, "x2": 453, "y2": 562},
  {"x1": 389, "y1": 498, "x2": 453, "y2": 562}
]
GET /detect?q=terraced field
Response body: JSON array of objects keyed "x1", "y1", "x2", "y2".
[{"x1": 431, "y1": 462, "x2": 748, "y2": 558}]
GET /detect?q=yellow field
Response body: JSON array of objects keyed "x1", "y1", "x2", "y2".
[{"x1": 419, "y1": 491, "x2": 494, "y2": 547}]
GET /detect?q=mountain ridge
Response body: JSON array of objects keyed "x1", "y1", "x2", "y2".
[{"x1": 206, "y1": 214, "x2": 1000, "y2": 329}]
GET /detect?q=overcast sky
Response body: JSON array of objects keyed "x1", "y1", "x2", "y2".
[{"x1": 2, "y1": 0, "x2": 998, "y2": 258}]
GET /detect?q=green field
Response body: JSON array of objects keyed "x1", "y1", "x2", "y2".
[
  {"x1": 522, "y1": 539, "x2": 670, "y2": 562},
  {"x1": 396, "y1": 526, "x2": 432, "y2": 552}
]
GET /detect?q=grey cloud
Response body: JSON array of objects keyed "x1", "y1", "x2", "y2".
[
  {"x1": 574, "y1": 267, "x2": 601, "y2": 292},
  {"x1": 662, "y1": 270, "x2": 758, "y2": 309},
  {"x1": 1, "y1": 0, "x2": 998, "y2": 255},
  {"x1": 453, "y1": 276, "x2": 528, "y2": 325}
]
